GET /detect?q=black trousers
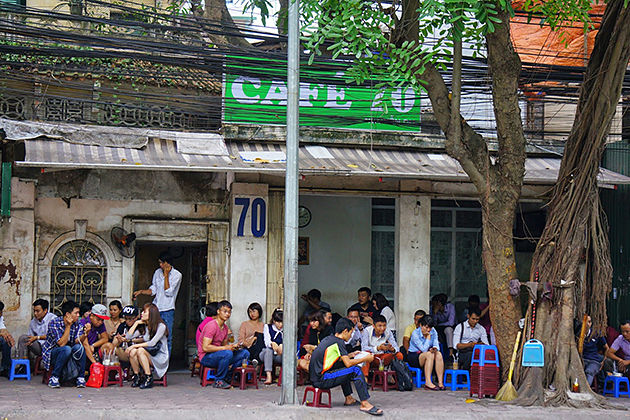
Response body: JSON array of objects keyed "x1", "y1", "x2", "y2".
[
  {"x1": 458, "y1": 349, "x2": 473, "y2": 370},
  {"x1": 314, "y1": 366, "x2": 370, "y2": 402}
]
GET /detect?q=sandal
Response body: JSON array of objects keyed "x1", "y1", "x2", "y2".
[
  {"x1": 344, "y1": 400, "x2": 360, "y2": 406},
  {"x1": 438, "y1": 385, "x2": 446, "y2": 390},
  {"x1": 360, "y1": 406, "x2": 383, "y2": 416},
  {"x1": 424, "y1": 384, "x2": 439, "y2": 391}
]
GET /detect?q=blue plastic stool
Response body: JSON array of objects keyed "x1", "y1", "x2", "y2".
[
  {"x1": 603, "y1": 376, "x2": 630, "y2": 398},
  {"x1": 444, "y1": 369, "x2": 470, "y2": 391},
  {"x1": 471, "y1": 345, "x2": 500, "y2": 367},
  {"x1": 9, "y1": 359, "x2": 31, "y2": 381},
  {"x1": 406, "y1": 363, "x2": 425, "y2": 387}
]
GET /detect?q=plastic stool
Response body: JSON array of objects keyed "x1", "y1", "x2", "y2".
[
  {"x1": 603, "y1": 376, "x2": 630, "y2": 398},
  {"x1": 34, "y1": 356, "x2": 45, "y2": 375},
  {"x1": 444, "y1": 369, "x2": 470, "y2": 391},
  {"x1": 190, "y1": 356, "x2": 201, "y2": 377},
  {"x1": 200, "y1": 366, "x2": 217, "y2": 387},
  {"x1": 102, "y1": 365, "x2": 123, "y2": 387},
  {"x1": 231, "y1": 366, "x2": 258, "y2": 390},
  {"x1": 371, "y1": 369, "x2": 398, "y2": 392},
  {"x1": 471, "y1": 345, "x2": 500, "y2": 367},
  {"x1": 406, "y1": 363, "x2": 425, "y2": 388},
  {"x1": 9, "y1": 359, "x2": 31, "y2": 381},
  {"x1": 302, "y1": 386, "x2": 332, "y2": 408},
  {"x1": 153, "y1": 373, "x2": 167, "y2": 387}
]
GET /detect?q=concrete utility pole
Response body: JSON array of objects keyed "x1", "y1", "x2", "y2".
[{"x1": 280, "y1": 0, "x2": 299, "y2": 406}]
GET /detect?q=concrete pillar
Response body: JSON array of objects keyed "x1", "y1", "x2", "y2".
[
  {"x1": 395, "y1": 195, "x2": 431, "y2": 342},
  {"x1": 229, "y1": 183, "x2": 269, "y2": 330},
  {"x1": 266, "y1": 191, "x2": 284, "y2": 319}
]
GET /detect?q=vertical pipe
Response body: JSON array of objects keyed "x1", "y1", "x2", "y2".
[{"x1": 280, "y1": 0, "x2": 300, "y2": 406}]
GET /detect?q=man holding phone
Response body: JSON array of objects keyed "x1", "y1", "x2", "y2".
[
  {"x1": 134, "y1": 252, "x2": 182, "y2": 355},
  {"x1": 198, "y1": 300, "x2": 249, "y2": 389}
]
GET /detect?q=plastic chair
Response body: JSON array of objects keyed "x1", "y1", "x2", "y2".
[
  {"x1": 471, "y1": 344, "x2": 500, "y2": 367},
  {"x1": 371, "y1": 369, "x2": 398, "y2": 392},
  {"x1": 102, "y1": 365, "x2": 123, "y2": 387},
  {"x1": 200, "y1": 366, "x2": 217, "y2": 387},
  {"x1": 153, "y1": 373, "x2": 167, "y2": 387},
  {"x1": 190, "y1": 355, "x2": 201, "y2": 377},
  {"x1": 9, "y1": 359, "x2": 31, "y2": 381},
  {"x1": 444, "y1": 369, "x2": 470, "y2": 391},
  {"x1": 406, "y1": 363, "x2": 424, "y2": 388},
  {"x1": 302, "y1": 386, "x2": 332, "y2": 408},
  {"x1": 231, "y1": 366, "x2": 258, "y2": 390},
  {"x1": 603, "y1": 376, "x2": 630, "y2": 398}
]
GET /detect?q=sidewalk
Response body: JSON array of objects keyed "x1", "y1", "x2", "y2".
[{"x1": 1, "y1": 372, "x2": 628, "y2": 419}]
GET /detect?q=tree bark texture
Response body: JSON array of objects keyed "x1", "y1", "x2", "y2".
[
  {"x1": 515, "y1": 0, "x2": 630, "y2": 407},
  {"x1": 203, "y1": 0, "x2": 251, "y2": 48}
]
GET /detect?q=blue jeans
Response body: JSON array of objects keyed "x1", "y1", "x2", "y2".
[
  {"x1": 160, "y1": 310, "x2": 174, "y2": 357},
  {"x1": 200, "y1": 349, "x2": 250, "y2": 381},
  {"x1": 0, "y1": 336, "x2": 11, "y2": 371},
  {"x1": 50, "y1": 343, "x2": 86, "y2": 379}
]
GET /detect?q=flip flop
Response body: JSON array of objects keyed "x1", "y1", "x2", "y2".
[
  {"x1": 360, "y1": 406, "x2": 383, "y2": 416},
  {"x1": 438, "y1": 385, "x2": 446, "y2": 390},
  {"x1": 424, "y1": 384, "x2": 439, "y2": 391},
  {"x1": 344, "y1": 400, "x2": 360, "y2": 406}
]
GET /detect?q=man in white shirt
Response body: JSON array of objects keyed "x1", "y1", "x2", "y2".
[
  {"x1": 134, "y1": 252, "x2": 182, "y2": 355},
  {"x1": 453, "y1": 308, "x2": 489, "y2": 370},
  {"x1": 345, "y1": 308, "x2": 364, "y2": 352},
  {"x1": 360, "y1": 314, "x2": 403, "y2": 378},
  {"x1": 0, "y1": 300, "x2": 15, "y2": 376},
  {"x1": 17, "y1": 299, "x2": 57, "y2": 363}
]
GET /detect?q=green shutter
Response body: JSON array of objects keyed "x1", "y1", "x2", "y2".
[{"x1": 1, "y1": 162, "x2": 11, "y2": 217}]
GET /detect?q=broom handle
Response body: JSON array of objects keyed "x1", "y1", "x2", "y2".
[{"x1": 507, "y1": 330, "x2": 522, "y2": 382}]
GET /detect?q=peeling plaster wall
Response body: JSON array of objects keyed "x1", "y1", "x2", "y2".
[
  {"x1": 1, "y1": 169, "x2": 228, "y2": 329},
  {"x1": 0, "y1": 178, "x2": 36, "y2": 338}
]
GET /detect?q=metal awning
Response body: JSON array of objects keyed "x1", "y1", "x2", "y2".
[{"x1": 15, "y1": 137, "x2": 630, "y2": 187}]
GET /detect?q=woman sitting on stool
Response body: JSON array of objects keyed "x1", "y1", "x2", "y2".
[
  {"x1": 260, "y1": 308, "x2": 283, "y2": 384},
  {"x1": 126, "y1": 303, "x2": 169, "y2": 389},
  {"x1": 408, "y1": 315, "x2": 445, "y2": 390}
]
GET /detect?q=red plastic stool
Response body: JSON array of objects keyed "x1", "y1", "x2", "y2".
[
  {"x1": 231, "y1": 366, "x2": 258, "y2": 390},
  {"x1": 200, "y1": 366, "x2": 217, "y2": 387},
  {"x1": 102, "y1": 365, "x2": 123, "y2": 387},
  {"x1": 302, "y1": 386, "x2": 332, "y2": 408},
  {"x1": 371, "y1": 369, "x2": 398, "y2": 392},
  {"x1": 153, "y1": 374, "x2": 167, "y2": 387},
  {"x1": 34, "y1": 356, "x2": 45, "y2": 375},
  {"x1": 190, "y1": 356, "x2": 201, "y2": 377}
]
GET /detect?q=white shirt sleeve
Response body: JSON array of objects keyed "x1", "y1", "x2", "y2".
[
  {"x1": 382, "y1": 307, "x2": 396, "y2": 331},
  {"x1": 163, "y1": 269, "x2": 182, "y2": 297},
  {"x1": 0, "y1": 316, "x2": 6, "y2": 330},
  {"x1": 480, "y1": 327, "x2": 489, "y2": 345},
  {"x1": 263, "y1": 325, "x2": 272, "y2": 348},
  {"x1": 149, "y1": 269, "x2": 159, "y2": 296},
  {"x1": 453, "y1": 323, "x2": 462, "y2": 349}
]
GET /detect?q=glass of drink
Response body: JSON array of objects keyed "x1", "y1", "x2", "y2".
[
  {"x1": 378, "y1": 359, "x2": 384, "y2": 371},
  {"x1": 242, "y1": 358, "x2": 248, "y2": 368}
]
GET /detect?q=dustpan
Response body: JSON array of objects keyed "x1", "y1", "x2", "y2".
[{"x1": 522, "y1": 339, "x2": 544, "y2": 367}]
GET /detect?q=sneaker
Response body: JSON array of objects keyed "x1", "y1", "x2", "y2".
[
  {"x1": 251, "y1": 359, "x2": 259, "y2": 369},
  {"x1": 76, "y1": 377, "x2": 86, "y2": 388},
  {"x1": 212, "y1": 379, "x2": 231, "y2": 389},
  {"x1": 48, "y1": 376, "x2": 60, "y2": 388}
]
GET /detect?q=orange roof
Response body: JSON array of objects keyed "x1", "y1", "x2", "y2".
[{"x1": 510, "y1": 1, "x2": 605, "y2": 66}]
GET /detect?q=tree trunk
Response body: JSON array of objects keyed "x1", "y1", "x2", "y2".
[
  {"x1": 203, "y1": 0, "x2": 251, "y2": 48},
  {"x1": 514, "y1": 0, "x2": 630, "y2": 407}
]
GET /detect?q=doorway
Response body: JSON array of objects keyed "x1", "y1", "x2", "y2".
[{"x1": 134, "y1": 242, "x2": 207, "y2": 370}]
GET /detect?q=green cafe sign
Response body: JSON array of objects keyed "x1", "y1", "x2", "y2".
[{"x1": 223, "y1": 69, "x2": 422, "y2": 132}]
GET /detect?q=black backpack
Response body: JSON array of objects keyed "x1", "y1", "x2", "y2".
[{"x1": 390, "y1": 358, "x2": 413, "y2": 391}]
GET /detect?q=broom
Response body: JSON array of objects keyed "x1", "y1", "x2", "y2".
[{"x1": 496, "y1": 330, "x2": 522, "y2": 401}]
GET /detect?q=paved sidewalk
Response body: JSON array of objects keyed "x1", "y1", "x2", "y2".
[{"x1": 1, "y1": 373, "x2": 628, "y2": 419}]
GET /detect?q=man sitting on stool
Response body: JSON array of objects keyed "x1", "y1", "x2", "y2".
[
  {"x1": 360, "y1": 315, "x2": 403, "y2": 378},
  {"x1": 452, "y1": 308, "x2": 488, "y2": 370},
  {"x1": 17, "y1": 299, "x2": 56, "y2": 366},
  {"x1": 310, "y1": 318, "x2": 383, "y2": 416}
]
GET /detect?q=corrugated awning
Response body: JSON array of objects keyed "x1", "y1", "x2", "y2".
[{"x1": 16, "y1": 137, "x2": 630, "y2": 187}]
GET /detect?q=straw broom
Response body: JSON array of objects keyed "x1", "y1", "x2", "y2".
[{"x1": 496, "y1": 330, "x2": 522, "y2": 401}]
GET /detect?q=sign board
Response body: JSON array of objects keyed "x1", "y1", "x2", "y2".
[{"x1": 223, "y1": 58, "x2": 421, "y2": 132}]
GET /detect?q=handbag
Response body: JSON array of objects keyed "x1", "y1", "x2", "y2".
[{"x1": 145, "y1": 341, "x2": 161, "y2": 356}]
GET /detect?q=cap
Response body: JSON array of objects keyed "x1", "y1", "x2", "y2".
[
  {"x1": 91, "y1": 304, "x2": 110, "y2": 320},
  {"x1": 122, "y1": 305, "x2": 139, "y2": 317}
]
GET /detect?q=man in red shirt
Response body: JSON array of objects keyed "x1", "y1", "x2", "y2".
[{"x1": 198, "y1": 300, "x2": 249, "y2": 389}]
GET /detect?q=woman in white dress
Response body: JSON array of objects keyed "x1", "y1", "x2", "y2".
[{"x1": 126, "y1": 303, "x2": 169, "y2": 389}]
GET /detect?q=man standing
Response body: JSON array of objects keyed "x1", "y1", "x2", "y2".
[
  {"x1": 452, "y1": 308, "x2": 489, "y2": 370},
  {"x1": 198, "y1": 300, "x2": 249, "y2": 389},
  {"x1": 134, "y1": 252, "x2": 182, "y2": 355},
  {"x1": 17, "y1": 299, "x2": 57, "y2": 364},
  {"x1": 0, "y1": 301, "x2": 15, "y2": 377},
  {"x1": 309, "y1": 318, "x2": 383, "y2": 416},
  {"x1": 349, "y1": 287, "x2": 378, "y2": 326},
  {"x1": 42, "y1": 300, "x2": 87, "y2": 388}
]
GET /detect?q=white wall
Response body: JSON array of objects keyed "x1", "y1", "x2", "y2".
[{"x1": 297, "y1": 195, "x2": 371, "y2": 316}]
